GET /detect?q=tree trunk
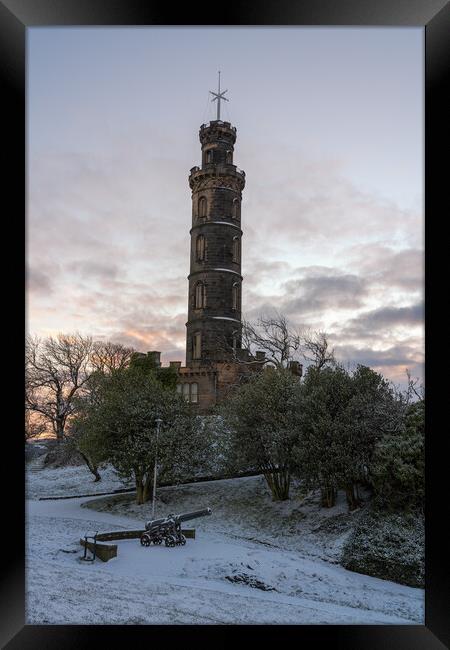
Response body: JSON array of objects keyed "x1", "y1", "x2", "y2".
[
  {"x1": 263, "y1": 468, "x2": 290, "y2": 501},
  {"x1": 345, "y1": 483, "x2": 361, "y2": 511},
  {"x1": 320, "y1": 485, "x2": 337, "y2": 508},
  {"x1": 135, "y1": 475, "x2": 144, "y2": 505},
  {"x1": 142, "y1": 472, "x2": 153, "y2": 503},
  {"x1": 55, "y1": 418, "x2": 65, "y2": 443},
  {"x1": 78, "y1": 450, "x2": 101, "y2": 482}
]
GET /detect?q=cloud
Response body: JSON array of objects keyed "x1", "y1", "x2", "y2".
[
  {"x1": 243, "y1": 266, "x2": 368, "y2": 320},
  {"x1": 28, "y1": 145, "x2": 189, "y2": 278},
  {"x1": 27, "y1": 137, "x2": 423, "y2": 383},
  {"x1": 244, "y1": 258, "x2": 293, "y2": 286},
  {"x1": 26, "y1": 266, "x2": 54, "y2": 295},
  {"x1": 67, "y1": 260, "x2": 121, "y2": 281},
  {"x1": 343, "y1": 245, "x2": 424, "y2": 293},
  {"x1": 333, "y1": 341, "x2": 424, "y2": 387},
  {"x1": 335, "y1": 303, "x2": 424, "y2": 340},
  {"x1": 335, "y1": 342, "x2": 423, "y2": 367},
  {"x1": 105, "y1": 312, "x2": 188, "y2": 360},
  {"x1": 242, "y1": 147, "x2": 422, "y2": 254},
  {"x1": 280, "y1": 268, "x2": 367, "y2": 316}
]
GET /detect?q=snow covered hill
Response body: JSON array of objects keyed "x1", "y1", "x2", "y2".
[
  {"x1": 26, "y1": 465, "x2": 424, "y2": 625},
  {"x1": 25, "y1": 457, "x2": 135, "y2": 499}
]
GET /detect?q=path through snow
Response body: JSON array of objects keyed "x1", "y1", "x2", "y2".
[{"x1": 26, "y1": 469, "x2": 424, "y2": 625}]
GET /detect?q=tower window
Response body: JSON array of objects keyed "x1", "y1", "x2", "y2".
[
  {"x1": 226, "y1": 150, "x2": 232, "y2": 164},
  {"x1": 232, "y1": 198, "x2": 240, "y2": 219},
  {"x1": 196, "y1": 235, "x2": 206, "y2": 261},
  {"x1": 206, "y1": 150, "x2": 213, "y2": 164},
  {"x1": 232, "y1": 282, "x2": 241, "y2": 311},
  {"x1": 195, "y1": 282, "x2": 206, "y2": 309},
  {"x1": 232, "y1": 236, "x2": 240, "y2": 263},
  {"x1": 193, "y1": 332, "x2": 201, "y2": 359},
  {"x1": 198, "y1": 196, "x2": 207, "y2": 219}
]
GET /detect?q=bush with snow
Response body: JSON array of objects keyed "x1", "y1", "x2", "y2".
[{"x1": 341, "y1": 508, "x2": 424, "y2": 588}]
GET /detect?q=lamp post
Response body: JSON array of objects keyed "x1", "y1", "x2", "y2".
[{"x1": 151, "y1": 418, "x2": 163, "y2": 519}]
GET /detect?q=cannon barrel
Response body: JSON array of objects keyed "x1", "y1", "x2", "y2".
[
  {"x1": 145, "y1": 508, "x2": 211, "y2": 531},
  {"x1": 144, "y1": 517, "x2": 167, "y2": 529},
  {"x1": 176, "y1": 508, "x2": 212, "y2": 523}
]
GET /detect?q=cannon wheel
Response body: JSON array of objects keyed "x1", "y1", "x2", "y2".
[
  {"x1": 140, "y1": 534, "x2": 151, "y2": 547},
  {"x1": 178, "y1": 534, "x2": 186, "y2": 546},
  {"x1": 165, "y1": 535, "x2": 176, "y2": 547}
]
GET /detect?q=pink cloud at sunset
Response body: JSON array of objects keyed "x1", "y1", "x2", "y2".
[{"x1": 27, "y1": 27, "x2": 423, "y2": 388}]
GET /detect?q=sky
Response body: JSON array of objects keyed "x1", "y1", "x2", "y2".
[{"x1": 27, "y1": 27, "x2": 424, "y2": 388}]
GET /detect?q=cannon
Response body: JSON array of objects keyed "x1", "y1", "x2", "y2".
[{"x1": 140, "y1": 508, "x2": 212, "y2": 548}]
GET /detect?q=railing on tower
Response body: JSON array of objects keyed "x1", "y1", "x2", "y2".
[
  {"x1": 189, "y1": 165, "x2": 245, "y2": 179},
  {"x1": 200, "y1": 122, "x2": 236, "y2": 132}
]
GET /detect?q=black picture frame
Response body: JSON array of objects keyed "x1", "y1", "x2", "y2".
[{"x1": 3, "y1": 0, "x2": 449, "y2": 647}]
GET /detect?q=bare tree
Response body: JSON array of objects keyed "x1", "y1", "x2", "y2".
[
  {"x1": 300, "y1": 330, "x2": 335, "y2": 370},
  {"x1": 241, "y1": 314, "x2": 303, "y2": 369},
  {"x1": 90, "y1": 341, "x2": 135, "y2": 374},
  {"x1": 25, "y1": 410, "x2": 48, "y2": 442},
  {"x1": 25, "y1": 333, "x2": 93, "y2": 443},
  {"x1": 64, "y1": 341, "x2": 135, "y2": 480},
  {"x1": 210, "y1": 312, "x2": 301, "y2": 369},
  {"x1": 405, "y1": 368, "x2": 424, "y2": 403},
  {"x1": 212, "y1": 314, "x2": 336, "y2": 381}
]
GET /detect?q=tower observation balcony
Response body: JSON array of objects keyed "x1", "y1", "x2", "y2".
[
  {"x1": 189, "y1": 164, "x2": 246, "y2": 190},
  {"x1": 200, "y1": 120, "x2": 236, "y2": 130}
]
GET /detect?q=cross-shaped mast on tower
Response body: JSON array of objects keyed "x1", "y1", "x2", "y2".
[{"x1": 210, "y1": 70, "x2": 229, "y2": 121}]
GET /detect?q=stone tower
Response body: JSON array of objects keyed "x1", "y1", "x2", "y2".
[
  {"x1": 138, "y1": 82, "x2": 299, "y2": 411},
  {"x1": 151, "y1": 80, "x2": 267, "y2": 412},
  {"x1": 186, "y1": 120, "x2": 246, "y2": 365}
]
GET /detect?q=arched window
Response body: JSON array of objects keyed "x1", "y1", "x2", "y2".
[
  {"x1": 195, "y1": 282, "x2": 206, "y2": 309},
  {"x1": 196, "y1": 235, "x2": 206, "y2": 261},
  {"x1": 232, "y1": 282, "x2": 240, "y2": 311},
  {"x1": 226, "y1": 150, "x2": 233, "y2": 164},
  {"x1": 205, "y1": 150, "x2": 213, "y2": 164},
  {"x1": 232, "y1": 236, "x2": 240, "y2": 263},
  {"x1": 192, "y1": 332, "x2": 201, "y2": 359},
  {"x1": 198, "y1": 196, "x2": 207, "y2": 219},
  {"x1": 232, "y1": 198, "x2": 240, "y2": 219}
]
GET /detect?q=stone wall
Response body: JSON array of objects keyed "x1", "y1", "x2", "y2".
[
  {"x1": 177, "y1": 358, "x2": 265, "y2": 414},
  {"x1": 177, "y1": 365, "x2": 217, "y2": 413}
]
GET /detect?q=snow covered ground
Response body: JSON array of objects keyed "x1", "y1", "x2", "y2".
[
  {"x1": 26, "y1": 464, "x2": 425, "y2": 625},
  {"x1": 26, "y1": 458, "x2": 134, "y2": 498}
]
